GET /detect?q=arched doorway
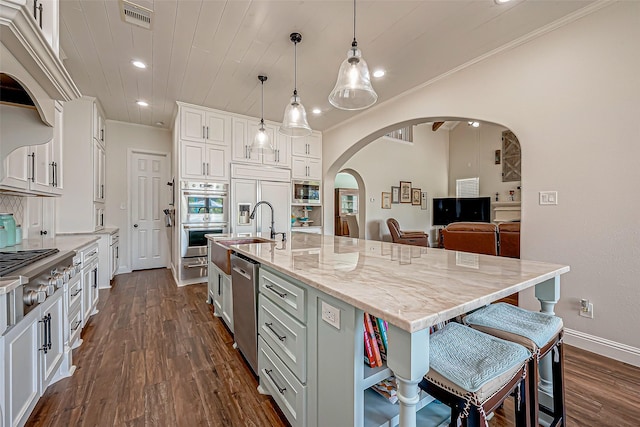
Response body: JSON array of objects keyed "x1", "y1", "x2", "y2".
[{"x1": 333, "y1": 169, "x2": 365, "y2": 238}]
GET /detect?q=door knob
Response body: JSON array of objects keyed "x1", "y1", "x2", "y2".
[{"x1": 134, "y1": 224, "x2": 139, "y2": 228}]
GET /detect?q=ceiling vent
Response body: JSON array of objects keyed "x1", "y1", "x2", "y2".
[{"x1": 119, "y1": 0, "x2": 153, "y2": 29}]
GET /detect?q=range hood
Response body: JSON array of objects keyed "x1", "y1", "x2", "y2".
[{"x1": 0, "y1": 73, "x2": 53, "y2": 187}]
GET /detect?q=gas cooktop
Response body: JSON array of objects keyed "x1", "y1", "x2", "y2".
[{"x1": 0, "y1": 248, "x2": 60, "y2": 277}]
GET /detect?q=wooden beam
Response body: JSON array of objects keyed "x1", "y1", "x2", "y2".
[{"x1": 432, "y1": 122, "x2": 444, "y2": 131}]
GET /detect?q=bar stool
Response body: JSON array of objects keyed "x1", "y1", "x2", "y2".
[
  {"x1": 418, "y1": 322, "x2": 532, "y2": 427},
  {"x1": 464, "y1": 303, "x2": 565, "y2": 427}
]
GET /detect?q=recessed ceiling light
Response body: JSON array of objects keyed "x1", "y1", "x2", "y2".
[
  {"x1": 373, "y1": 69, "x2": 385, "y2": 78},
  {"x1": 155, "y1": 121, "x2": 165, "y2": 126},
  {"x1": 132, "y1": 60, "x2": 146, "y2": 69},
  {"x1": 495, "y1": 0, "x2": 511, "y2": 4},
  {"x1": 137, "y1": 100, "x2": 149, "y2": 107},
  {"x1": 468, "y1": 121, "x2": 480, "y2": 128},
  {"x1": 312, "y1": 108, "x2": 322, "y2": 115}
]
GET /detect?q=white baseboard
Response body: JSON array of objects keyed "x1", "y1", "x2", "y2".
[{"x1": 563, "y1": 328, "x2": 640, "y2": 367}]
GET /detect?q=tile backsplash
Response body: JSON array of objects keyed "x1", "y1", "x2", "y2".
[{"x1": 0, "y1": 195, "x2": 25, "y2": 226}]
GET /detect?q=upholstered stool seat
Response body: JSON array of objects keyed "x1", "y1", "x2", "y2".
[
  {"x1": 418, "y1": 322, "x2": 531, "y2": 427},
  {"x1": 464, "y1": 303, "x2": 566, "y2": 427}
]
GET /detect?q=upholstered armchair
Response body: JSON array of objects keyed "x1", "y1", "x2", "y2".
[
  {"x1": 440, "y1": 222, "x2": 498, "y2": 256},
  {"x1": 386, "y1": 218, "x2": 429, "y2": 247}
]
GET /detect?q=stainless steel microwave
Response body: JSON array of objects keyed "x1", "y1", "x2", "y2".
[{"x1": 292, "y1": 180, "x2": 321, "y2": 204}]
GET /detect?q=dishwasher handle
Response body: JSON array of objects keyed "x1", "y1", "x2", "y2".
[{"x1": 232, "y1": 265, "x2": 252, "y2": 281}]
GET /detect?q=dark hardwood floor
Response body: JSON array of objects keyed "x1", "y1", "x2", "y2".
[{"x1": 26, "y1": 269, "x2": 640, "y2": 426}]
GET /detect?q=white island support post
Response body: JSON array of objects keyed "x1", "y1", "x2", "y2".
[
  {"x1": 535, "y1": 276, "x2": 561, "y2": 424},
  {"x1": 385, "y1": 325, "x2": 430, "y2": 427}
]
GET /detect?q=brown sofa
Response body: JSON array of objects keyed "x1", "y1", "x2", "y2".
[
  {"x1": 441, "y1": 222, "x2": 498, "y2": 255},
  {"x1": 386, "y1": 218, "x2": 429, "y2": 247}
]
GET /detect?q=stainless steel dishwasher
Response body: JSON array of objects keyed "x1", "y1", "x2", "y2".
[{"x1": 230, "y1": 253, "x2": 260, "y2": 374}]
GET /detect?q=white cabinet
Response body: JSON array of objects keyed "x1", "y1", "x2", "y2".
[
  {"x1": 93, "y1": 102, "x2": 105, "y2": 146},
  {"x1": 2, "y1": 289, "x2": 64, "y2": 427},
  {"x1": 180, "y1": 106, "x2": 231, "y2": 145},
  {"x1": 292, "y1": 157, "x2": 322, "y2": 180},
  {"x1": 93, "y1": 140, "x2": 105, "y2": 203},
  {"x1": 180, "y1": 141, "x2": 230, "y2": 181},
  {"x1": 291, "y1": 132, "x2": 322, "y2": 159},
  {"x1": 263, "y1": 132, "x2": 291, "y2": 168},
  {"x1": 80, "y1": 244, "x2": 99, "y2": 324},
  {"x1": 110, "y1": 233, "x2": 119, "y2": 279},
  {"x1": 291, "y1": 131, "x2": 322, "y2": 180},
  {"x1": 57, "y1": 97, "x2": 108, "y2": 233},
  {"x1": 25, "y1": 197, "x2": 55, "y2": 239},
  {"x1": 3, "y1": 309, "x2": 40, "y2": 427},
  {"x1": 232, "y1": 117, "x2": 262, "y2": 164},
  {"x1": 209, "y1": 263, "x2": 233, "y2": 332},
  {"x1": 177, "y1": 104, "x2": 232, "y2": 181}
]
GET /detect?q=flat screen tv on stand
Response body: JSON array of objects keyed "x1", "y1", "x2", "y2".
[{"x1": 432, "y1": 197, "x2": 492, "y2": 226}]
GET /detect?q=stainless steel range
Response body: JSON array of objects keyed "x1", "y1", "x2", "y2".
[{"x1": 1, "y1": 248, "x2": 78, "y2": 330}]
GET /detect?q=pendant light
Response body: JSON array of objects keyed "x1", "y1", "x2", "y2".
[
  {"x1": 252, "y1": 75, "x2": 274, "y2": 151},
  {"x1": 279, "y1": 32, "x2": 312, "y2": 137},
  {"x1": 328, "y1": 0, "x2": 377, "y2": 110}
]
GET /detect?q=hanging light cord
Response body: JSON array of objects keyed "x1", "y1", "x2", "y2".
[
  {"x1": 293, "y1": 40, "x2": 298, "y2": 96},
  {"x1": 352, "y1": 0, "x2": 357, "y2": 47},
  {"x1": 260, "y1": 78, "x2": 264, "y2": 124}
]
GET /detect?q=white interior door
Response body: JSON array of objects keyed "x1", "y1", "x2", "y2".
[{"x1": 130, "y1": 151, "x2": 168, "y2": 270}]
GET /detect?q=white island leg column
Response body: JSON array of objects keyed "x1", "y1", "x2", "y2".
[
  {"x1": 385, "y1": 324, "x2": 430, "y2": 427},
  {"x1": 534, "y1": 276, "x2": 561, "y2": 421}
]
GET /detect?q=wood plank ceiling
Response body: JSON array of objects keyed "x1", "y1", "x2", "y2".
[{"x1": 59, "y1": 0, "x2": 594, "y2": 131}]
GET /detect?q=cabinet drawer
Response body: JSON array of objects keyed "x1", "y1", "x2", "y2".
[
  {"x1": 258, "y1": 337, "x2": 306, "y2": 427},
  {"x1": 68, "y1": 276, "x2": 83, "y2": 309},
  {"x1": 259, "y1": 294, "x2": 307, "y2": 383},
  {"x1": 68, "y1": 304, "x2": 83, "y2": 347},
  {"x1": 260, "y1": 269, "x2": 306, "y2": 322}
]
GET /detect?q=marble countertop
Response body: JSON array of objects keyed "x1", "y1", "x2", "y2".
[
  {"x1": 226, "y1": 233, "x2": 570, "y2": 333},
  {"x1": 57, "y1": 226, "x2": 119, "y2": 236},
  {"x1": 0, "y1": 235, "x2": 100, "y2": 295}
]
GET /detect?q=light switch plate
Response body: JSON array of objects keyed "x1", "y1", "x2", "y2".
[
  {"x1": 321, "y1": 301, "x2": 340, "y2": 329},
  {"x1": 539, "y1": 191, "x2": 558, "y2": 205}
]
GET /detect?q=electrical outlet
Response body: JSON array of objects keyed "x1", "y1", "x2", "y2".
[
  {"x1": 321, "y1": 301, "x2": 340, "y2": 329},
  {"x1": 579, "y1": 299, "x2": 594, "y2": 319}
]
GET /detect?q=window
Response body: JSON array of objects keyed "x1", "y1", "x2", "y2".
[{"x1": 456, "y1": 178, "x2": 479, "y2": 198}]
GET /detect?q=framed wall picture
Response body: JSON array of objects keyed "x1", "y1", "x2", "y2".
[
  {"x1": 391, "y1": 186, "x2": 400, "y2": 204},
  {"x1": 421, "y1": 191, "x2": 428, "y2": 210},
  {"x1": 400, "y1": 181, "x2": 412, "y2": 203},
  {"x1": 381, "y1": 192, "x2": 391, "y2": 209},
  {"x1": 411, "y1": 188, "x2": 421, "y2": 205}
]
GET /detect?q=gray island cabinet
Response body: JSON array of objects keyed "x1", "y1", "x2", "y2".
[{"x1": 227, "y1": 233, "x2": 569, "y2": 427}]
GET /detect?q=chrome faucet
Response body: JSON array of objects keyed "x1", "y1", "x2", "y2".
[{"x1": 249, "y1": 201, "x2": 286, "y2": 241}]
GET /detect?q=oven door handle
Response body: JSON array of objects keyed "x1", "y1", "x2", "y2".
[
  {"x1": 182, "y1": 224, "x2": 228, "y2": 230},
  {"x1": 182, "y1": 191, "x2": 228, "y2": 198}
]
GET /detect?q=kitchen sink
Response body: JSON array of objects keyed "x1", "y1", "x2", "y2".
[{"x1": 210, "y1": 237, "x2": 273, "y2": 275}]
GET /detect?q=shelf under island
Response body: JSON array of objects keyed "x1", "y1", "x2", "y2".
[{"x1": 214, "y1": 233, "x2": 570, "y2": 427}]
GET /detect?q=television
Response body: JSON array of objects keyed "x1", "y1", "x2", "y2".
[{"x1": 432, "y1": 197, "x2": 491, "y2": 226}]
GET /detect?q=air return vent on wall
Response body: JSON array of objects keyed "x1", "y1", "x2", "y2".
[{"x1": 119, "y1": 0, "x2": 153, "y2": 29}]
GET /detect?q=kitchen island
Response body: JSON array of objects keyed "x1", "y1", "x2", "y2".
[{"x1": 216, "y1": 233, "x2": 569, "y2": 427}]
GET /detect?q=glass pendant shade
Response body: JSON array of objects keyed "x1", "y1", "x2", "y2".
[
  {"x1": 329, "y1": 46, "x2": 377, "y2": 110},
  {"x1": 280, "y1": 93, "x2": 312, "y2": 137},
  {"x1": 253, "y1": 120, "x2": 273, "y2": 151}
]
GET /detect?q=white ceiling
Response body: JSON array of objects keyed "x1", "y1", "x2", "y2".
[{"x1": 59, "y1": 0, "x2": 594, "y2": 131}]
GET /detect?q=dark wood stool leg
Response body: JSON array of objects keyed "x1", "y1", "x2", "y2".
[
  {"x1": 551, "y1": 342, "x2": 566, "y2": 426},
  {"x1": 515, "y1": 369, "x2": 531, "y2": 427},
  {"x1": 528, "y1": 357, "x2": 539, "y2": 427}
]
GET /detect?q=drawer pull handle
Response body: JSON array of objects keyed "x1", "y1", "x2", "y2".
[
  {"x1": 71, "y1": 289, "x2": 82, "y2": 297},
  {"x1": 264, "y1": 369, "x2": 286, "y2": 394},
  {"x1": 71, "y1": 320, "x2": 82, "y2": 331},
  {"x1": 265, "y1": 284, "x2": 287, "y2": 299},
  {"x1": 265, "y1": 322, "x2": 286, "y2": 342}
]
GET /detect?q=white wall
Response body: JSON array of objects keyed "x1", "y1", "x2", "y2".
[
  {"x1": 105, "y1": 120, "x2": 172, "y2": 273},
  {"x1": 449, "y1": 122, "x2": 521, "y2": 200},
  {"x1": 321, "y1": 3, "x2": 640, "y2": 363},
  {"x1": 341, "y1": 123, "x2": 449, "y2": 242}
]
